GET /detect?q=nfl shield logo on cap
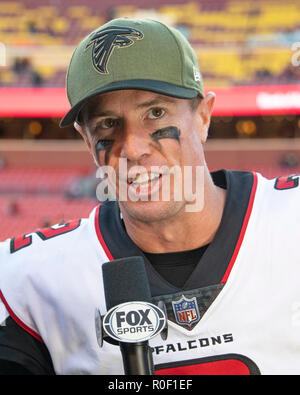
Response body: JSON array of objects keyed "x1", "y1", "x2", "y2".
[{"x1": 172, "y1": 295, "x2": 200, "y2": 328}]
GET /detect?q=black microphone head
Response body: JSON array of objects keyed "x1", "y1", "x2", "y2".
[{"x1": 102, "y1": 256, "x2": 152, "y2": 311}]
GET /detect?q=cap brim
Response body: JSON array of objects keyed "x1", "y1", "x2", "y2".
[{"x1": 59, "y1": 79, "x2": 200, "y2": 127}]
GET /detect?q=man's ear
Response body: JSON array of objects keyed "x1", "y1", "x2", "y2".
[
  {"x1": 74, "y1": 121, "x2": 91, "y2": 151},
  {"x1": 197, "y1": 91, "x2": 216, "y2": 143}
]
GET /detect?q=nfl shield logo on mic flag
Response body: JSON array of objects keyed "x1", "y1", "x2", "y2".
[{"x1": 172, "y1": 295, "x2": 200, "y2": 327}]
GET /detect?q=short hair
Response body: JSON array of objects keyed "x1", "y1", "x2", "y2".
[{"x1": 189, "y1": 95, "x2": 202, "y2": 111}]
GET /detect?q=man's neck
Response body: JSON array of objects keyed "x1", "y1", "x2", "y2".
[{"x1": 121, "y1": 174, "x2": 227, "y2": 253}]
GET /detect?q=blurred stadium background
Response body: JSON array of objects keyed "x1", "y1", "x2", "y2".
[{"x1": 0, "y1": 0, "x2": 299, "y2": 241}]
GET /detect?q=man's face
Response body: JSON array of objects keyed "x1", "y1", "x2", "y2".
[{"x1": 78, "y1": 89, "x2": 213, "y2": 223}]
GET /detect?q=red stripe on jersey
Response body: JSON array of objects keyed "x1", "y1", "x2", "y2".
[
  {"x1": 94, "y1": 205, "x2": 114, "y2": 261},
  {"x1": 221, "y1": 172, "x2": 258, "y2": 283},
  {"x1": 0, "y1": 289, "x2": 43, "y2": 342}
]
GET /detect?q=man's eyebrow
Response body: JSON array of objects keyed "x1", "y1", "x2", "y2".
[
  {"x1": 136, "y1": 97, "x2": 176, "y2": 109},
  {"x1": 89, "y1": 111, "x2": 116, "y2": 119}
]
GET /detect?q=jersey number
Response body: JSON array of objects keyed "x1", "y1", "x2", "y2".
[
  {"x1": 155, "y1": 354, "x2": 260, "y2": 375},
  {"x1": 274, "y1": 175, "x2": 299, "y2": 190},
  {"x1": 10, "y1": 219, "x2": 81, "y2": 253}
]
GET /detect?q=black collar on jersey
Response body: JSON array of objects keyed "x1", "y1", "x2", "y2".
[{"x1": 95, "y1": 170, "x2": 257, "y2": 297}]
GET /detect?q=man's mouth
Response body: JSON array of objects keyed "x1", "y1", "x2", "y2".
[
  {"x1": 128, "y1": 172, "x2": 161, "y2": 188},
  {"x1": 126, "y1": 172, "x2": 163, "y2": 199}
]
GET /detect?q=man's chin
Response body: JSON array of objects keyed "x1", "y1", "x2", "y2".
[{"x1": 118, "y1": 199, "x2": 185, "y2": 224}]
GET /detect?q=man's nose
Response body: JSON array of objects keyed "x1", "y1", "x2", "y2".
[{"x1": 119, "y1": 122, "x2": 152, "y2": 162}]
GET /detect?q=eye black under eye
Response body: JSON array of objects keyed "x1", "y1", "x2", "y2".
[{"x1": 96, "y1": 139, "x2": 114, "y2": 151}]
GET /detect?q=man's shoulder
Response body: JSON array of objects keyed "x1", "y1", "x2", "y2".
[
  {"x1": 222, "y1": 170, "x2": 300, "y2": 222},
  {"x1": 0, "y1": 202, "x2": 116, "y2": 276},
  {"x1": 0, "y1": 217, "x2": 90, "y2": 260},
  {"x1": 228, "y1": 169, "x2": 300, "y2": 199},
  {"x1": 251, "y1": 172, "x2": 300, "y2": 236},
  {"x1": 0, "y1": 206, "x2": 109, "y2": 355},
  {"x1": 256, "y1": 172, "x2": 300, "y2": 202}
]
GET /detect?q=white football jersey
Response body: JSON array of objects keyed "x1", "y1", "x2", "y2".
[{"x1": 0, "y1": 170, "x2": 300, "y2": 375}]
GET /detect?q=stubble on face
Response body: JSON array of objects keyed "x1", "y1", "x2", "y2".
[{"x1": 80, "y1": 90, "x2": 206, "y2": 224}]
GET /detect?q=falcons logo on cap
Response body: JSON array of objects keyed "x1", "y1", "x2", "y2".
[{"x1": 86, "y1": 26, "x2": 144, "y2": 74}]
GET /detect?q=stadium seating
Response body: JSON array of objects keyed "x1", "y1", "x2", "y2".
[
  {"x1": 0, "y1": 166, "x2": 89, "y2": 194},
  {"x1": 0, "y1": 194, "x2": 96, "y2": 242},
  {"x1": 0, "y1": 163, "x2": 97, "y2": 241},
  {"x1": 0, "y1": 0, "x2": 299, "y2": 87}
]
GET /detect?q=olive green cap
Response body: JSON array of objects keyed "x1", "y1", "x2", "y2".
[{"x1": 60, "y1": 18, "x2": 204, "y2": 127}]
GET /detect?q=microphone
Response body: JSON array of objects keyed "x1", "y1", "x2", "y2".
[{"x1": 102, "y1": 256, "x2": 164, "y2": 375}]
